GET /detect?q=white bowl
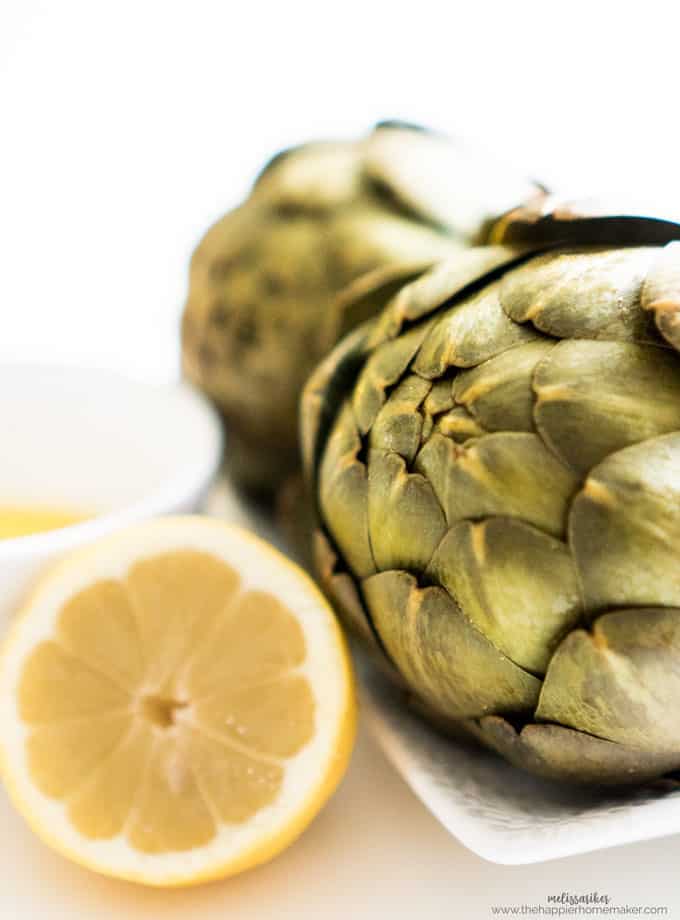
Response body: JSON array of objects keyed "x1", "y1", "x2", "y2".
[{"x1": 0, "y1": 363, "x2": 222, "y2": 625}]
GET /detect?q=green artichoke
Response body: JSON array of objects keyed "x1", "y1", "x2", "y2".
[
  {"x1": 302, "y1": 201, "x2": 680, "y2": 785},
  {"x1": 182, "y1": 122, "x2": 537, "y2": 493}
]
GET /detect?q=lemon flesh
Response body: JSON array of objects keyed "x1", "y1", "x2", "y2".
[{"x1": 0, "y1": 518, "x2": 356, "y2": 885}]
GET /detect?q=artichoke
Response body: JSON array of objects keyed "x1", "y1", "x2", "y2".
[
  {"x1": 182, "y1": 122, "x2": 537, "y2": 493},
  {"x1": 302, "y1": 201, "x2": 680, "y2": 785}
]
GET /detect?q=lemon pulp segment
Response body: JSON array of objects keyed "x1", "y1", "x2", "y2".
[
  {"x1": 0, "y1": 506, "x2": 89, "y2": 540},
  {"x1": 17, "y1": 549, "x2": 316, "y2": 854}
]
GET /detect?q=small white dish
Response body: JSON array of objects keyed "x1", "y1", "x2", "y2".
[{"x1": 0, "y1": 363, "x2": 222, "y2": 625}]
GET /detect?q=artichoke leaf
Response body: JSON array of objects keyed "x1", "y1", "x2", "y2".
[
  {"x1": 536, "y1": 607, "x2": 680, "y2": 754},
  {"x1": 368, "y1": 246, "x2": 530, "y2": 348},
  {"x1": 369, "y1": 374, "x2": 431, "y2": 462},
  {"x1": 252, "y1": 141, "x2": 362, "y2": 210},
  {"x1": 642, "y1": 241, "x2": 680, "y2": 352},
  {"x1": 421, "y1": 378, "x2": 455, "y2": 441},
  {"x1": 363, "y1": 571, "x2": 540, "y2": 721},
  {"x1": 534, "y1": 340, "x2": 680, "y2": 475},
  {"x1": 500, "y1": 247, "x2": 661, "y2": 343},
  {"x1": 333, "y1": 264, "x2": 430, "y2": 343},
  {"x1": 413, "y1": 281, "x2": 540, "y2": 378},
  {"x1": 570, "y1": 433, "x2": 680, "y2": 612},
  {"x1": 490, "y1": 199, "x2": 680, "y2": 249},
  {"x1": 312, "y1": 529, "x2": 400, "y2": 684},
  {"x1": 367, "y1": 450, "x2": 447, "y2": 572},
  {"x1": 300, "y1": 322, "x2": 373, "y2": 481},
  {"x1": 415, "y1": 431, "x2": 578, "y2": 538},
  {"x1": 433, "y1": 407, "x2": 487, "y2": 443},
  {"x1": 319, "y1": 403, "x2": 375, "y2": 578},
  {"x1": 471, "y1": 716, "x2": 680, "y2": 786},
  {"x1": 453, "y1": 339, "x2": 554, "y2": 433},
  {"x1": 427, "y1": 518, "x2": 582, "y2": 674},
  {"x1": 329, "y1": 208, "x2": 457, "y2": 282},
  {"x1": 420, "y1": 377, "x2": 487, "y2": 444},
  {"x1": 352, "y1": 324, "x2": 431, "y2": 435}
]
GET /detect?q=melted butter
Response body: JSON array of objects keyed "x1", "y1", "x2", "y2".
[{"x1": 0, "y1": 506, "x2": 90, "y2": 540}]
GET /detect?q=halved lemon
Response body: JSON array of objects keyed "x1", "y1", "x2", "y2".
[{"x1": 0, "y1": 516, "x2": 356, "y2": 886}]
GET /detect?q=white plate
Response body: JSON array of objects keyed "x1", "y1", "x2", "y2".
[{"x1": 205, "y1": 477, "x2": 680, "y2": 865}]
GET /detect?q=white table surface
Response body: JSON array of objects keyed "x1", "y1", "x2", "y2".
[
  {"x1": 3, "y1": 4, "x2": 680, "y2": 916},
  {"x1": 3, "y1": 714, "x2": 680, "y2": 920}
]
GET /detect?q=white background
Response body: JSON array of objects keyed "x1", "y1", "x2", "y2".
[
  {"x1": 3, "y1": 1, "x2": 680, "y2": 382},
  {"x1": 3, "y1": 2, "x2": 680, "y2": 917}
]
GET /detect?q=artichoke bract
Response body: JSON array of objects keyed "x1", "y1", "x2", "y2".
[
  {"x1": 182, "y1": 123, "x2": 538, "y2": 493},
  {"x1": 302, "y1": 202, "x2": 680, "y2": 786}
]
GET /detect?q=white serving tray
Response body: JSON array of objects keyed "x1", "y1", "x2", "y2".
[{"x1": 204, "y1": 478, "x2": 680, "y2": 865}]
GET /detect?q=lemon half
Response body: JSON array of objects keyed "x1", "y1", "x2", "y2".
[{"x1": 0, "y1": 516, "x2": 356, "y2": 886}]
